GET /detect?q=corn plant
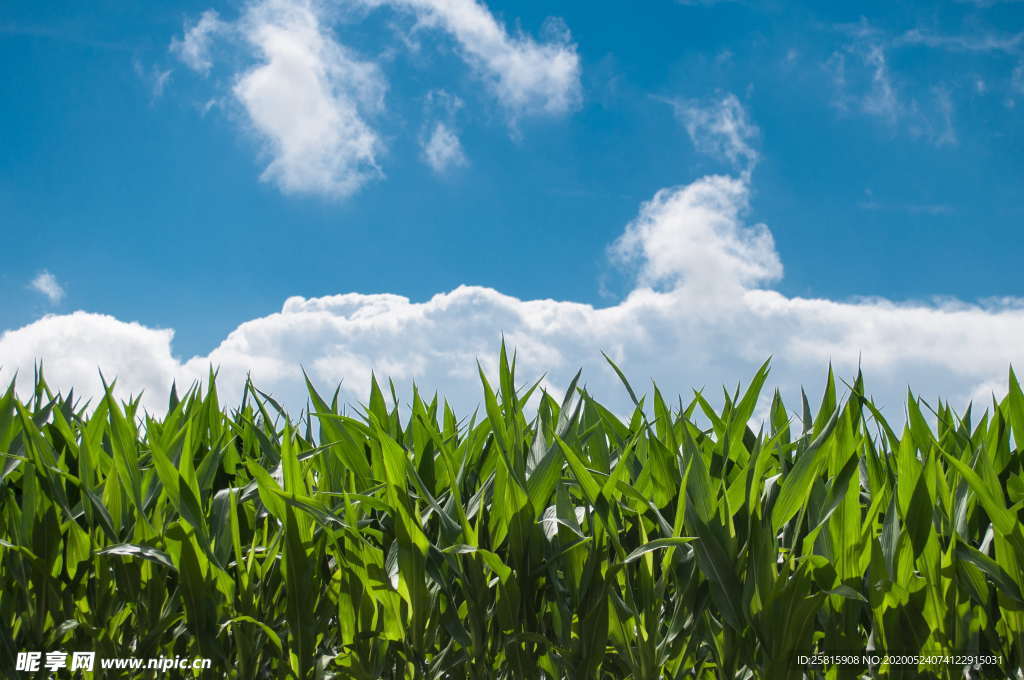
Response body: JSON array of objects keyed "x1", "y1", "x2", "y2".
[{"x1": 1, "y1": 346, "x2": 1023, "y2": 679}]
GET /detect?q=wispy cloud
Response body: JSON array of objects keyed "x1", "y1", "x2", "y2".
[
  {"x1": 170, "y1": 10, "x2": 226, "y2": 75},
  {"x1": 859, "y1": 200, "x2": 954, "y2": 215},
  {"x1": 133, "y1": 59, "x2": 172, "y2": 100},
  {"x1": 861, "y1": 44, "x2": 900, "y2": 121},
  {"x1": 420, "y1": 89, "x2": 467, "y2": 173},
  {"x1": 667, "y1": 93, "x2": 760, "y2": 175},
  {"x1": 932, "y1": 86, "x2": 957, "y2": 146},
  {"x1": 826, "y1": 22, "x2": 963, "y2": 146},
  {"x1": 422, "y1": 122, "x2": 467, "y2": 173},
  {"x1": 825, "y1": 22, "x2": 901, "y2": 121},
  {"x1": 29, "y1": 271, "x2": 64, "y2": 304},
  {"x1": 895, "y1": 28, "x2": 1024, "y2": 54}
]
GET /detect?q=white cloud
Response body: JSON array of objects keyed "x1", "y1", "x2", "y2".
[
  {"x1": 153, "y1": 70, "x2": 172, "y2": 98},
  {"x1": 933, "y1": 86, "x2": 957, "y2": 146},
  {"x1": 668, "y1": 93, "x2": 760, "y2": 173},
  {"x1": 896, "y1": 28, "x2": 1024, "y2": 53},
  {"x1": 29, "y1": 271, "x2": 65, "y2": 304},
  {"x1": 133, "y1": 59, "x2": 172, "y2": 100},
  {"x1": 859, "y1": 200, "x2": 953, "y2": 215},
  {"x1": 827, "y1": 24, "x2": 899, "y2": 122},
  {"x1": 170, "y1": 10, "x2": 226, "y2": 75},
  {"x1": 170, "y1": 1, "x2": 386, "y2": 198},
  {"x1": 4, "y1": 169, "x2": 1022, "y2": 423},
  {"x1": 420, "y1": 89, "x2": 467, "y2": 172},
  {"x1": 421, "y1": 122, "x2": 467, "y2": 172},
  {"x1": 4, "y1": 92, "x2": 1015, "y2": 421},
  {"x1": 827, "y1": 30, "x2": 961, "y2": 146},
  {"x1": 233, "y1": 0, "x2": 386, "y2": 198},
  {"x1": 860, "y1": 44, "x2": 900, "y2": 122},
  {"x1": 827, "y1": 46, "x2": 897, "y2": 121},
  {"x1": 361, "y1": 0, "x2": 581, "y2": 117},
  {"x1": 171, "y1": 0, "x2": 579, "y2": 197},
  {"x1": 610, "y1": 175, "x2": 780, "y2": 295},
  {"x1": 0, "y1": 313, "x2": 182, "y2": 406}
]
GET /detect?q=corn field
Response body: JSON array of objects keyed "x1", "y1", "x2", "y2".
[{"x1": 2, "y1": 348, "x2": 1023, "y2": 679}]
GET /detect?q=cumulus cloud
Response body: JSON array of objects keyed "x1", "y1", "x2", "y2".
[
  {"x1": 0, "y1": 313, "x2": 178, "y2": 402},
  {"x1": 233, "y1": 0, "x2": 386, "y2": 197},
  {"x1": 29, "y1": 271, "x2": 65, "y2": 304},
  {"x1": 169, "y1": 0, "x2": 579, "y2": 197},
  {"x1": 3, "y1": 167, "x2": 1022, "y2": 423},
  {"x1": 610, "y1": 175, "x2": 780, "y2": 295},
  {"x1": 170, "y1": 10, "x2": 226, "y2": 75},
  {"x1": 5, "y1": 94, "x2": 1017, "y2": 421},
  {"x1": 370, "y1": 0, "x2": 581, "y2": 117},
  {"x1": 168, "y1": 0, "x2": 385, "y2": 198},
  {"x1": 421, "y1": 122, "x2": 467, "y2": 172}
]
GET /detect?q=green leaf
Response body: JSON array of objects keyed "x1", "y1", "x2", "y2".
[
  {"x1": 97, "y1": 543, "x2": 175, "y2": 571},
  {"x1": 771, "y1": 404, "x2": 841, "y2": 532}
]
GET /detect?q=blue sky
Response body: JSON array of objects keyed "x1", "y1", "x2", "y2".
[{"x1": 1, "y1": 0, "x2": 1023, "y2": 416}]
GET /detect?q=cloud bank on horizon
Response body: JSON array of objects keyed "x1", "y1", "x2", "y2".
[{"x1": 4, "y1": 92, "x2": 1022, "y2": 419}]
